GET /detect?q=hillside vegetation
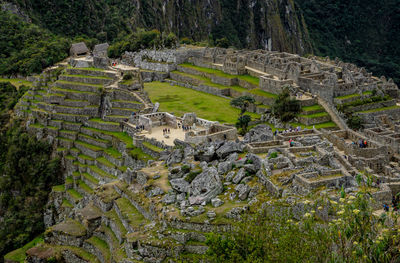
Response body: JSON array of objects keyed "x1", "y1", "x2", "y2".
[{"x1": 297, "y1": 0, "x2": 400, "y2": 84}]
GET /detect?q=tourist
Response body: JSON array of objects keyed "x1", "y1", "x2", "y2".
[
  {"x1": 384, "y1": 203, "x2": 390, "y2": 212},
  {"x1": 168, "y1": 128, "x2": 170, "y2": 134}
]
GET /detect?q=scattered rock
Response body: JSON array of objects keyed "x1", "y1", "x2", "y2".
[{"x1": 211, "y1": 198, "x2": 224, "y2": 208}]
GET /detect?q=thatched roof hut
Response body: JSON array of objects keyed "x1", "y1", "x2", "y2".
[{"x1": 70, "y1": 42, "x2": 89, "y2": 57}]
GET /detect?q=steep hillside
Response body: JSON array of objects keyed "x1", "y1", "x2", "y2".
[
  {"x1": 296, "y1": 0, "x2": 400, "y2": 84},
  {"x1": 5, "y1": 0, "x2": 312, "y2": 54}
]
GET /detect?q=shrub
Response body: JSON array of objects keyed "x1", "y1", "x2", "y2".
[
  {"x1": 185, "y1": 170, "x2": 202, "y2": 183},
  {"x1": 347, "y1": 115, "x2": 364, "y2": 130},
  {"x1": 269, "y1": 152, "x2": 278, "y2": 159},
  {"x1": 181, "y1": 165, "x2": 191, "y2": 174},
  {"x1": 123, "y1": 73, "x2": 133, "y2": 81},
  {"x1": 272, "y1": 87, "x2": 301, "y2": 122}
]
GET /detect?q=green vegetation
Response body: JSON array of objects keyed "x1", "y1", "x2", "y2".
[
  {"x1": 0, "y1": 11, "x2": 70, "y2": 76},
  {"x1": 248, "y1": 88, "x2": 278, "y2": 99},
  {"x1": 0, "y1": 78, "x2": 33, "y2": 89},
  {"x1": 272, "y1": 88, "x2": 301, "y2": 122},
  {"x1": 4, "y1": 235, "x2": 44, "y2": 262},
  {"x1": 297, "y1": 0, "x2": 400, "y2": 84},
  {"x1": 109, "y1": 29, "x2": 177, "y2": 58},
  {"x1": 129, "y1": 147, "x2": 154, "y2": 162},
  {"x1": 0, "y1": 82, "x2": 30, "y2": 126},
  {"x1": 179, "y1": 63, "x2": 235, "y2": 79},
  {"x1": 299, "y1": 112, "x2": 329, "y2": 118},
  {"x1": 302, "y1": 104, "x2": 323, "y2": 112},
  {"x1": 0, "y1": 121, "x2": 61, "y2": 257},
  {"x1": 207, "y1": 188, "x2": 399, "y2": 262},
  {"x1": 144, "y1": 82, "x2": 259, "y2": 124},
  {"x1": 356, "y1": 105, "x2": 400, "y2": 114},
  {"x1": 142, "y1": 142, "x2": 164, "y2": 153}
]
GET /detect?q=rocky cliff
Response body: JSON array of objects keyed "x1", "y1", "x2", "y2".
[{"x1": 7, "y1": 0, "x2": 312, "y2": 54}]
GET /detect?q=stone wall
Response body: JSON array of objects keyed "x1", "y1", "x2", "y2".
[{"x1": 259, "y1": 76, "x2": 293, "y2": 95}]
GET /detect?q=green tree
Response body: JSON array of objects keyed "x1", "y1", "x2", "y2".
[
  {"x1": 272, "y1": 88, "x2": 301, "y2": 122},
  {"x1": 230, "y1": 96, "x2": 255, "y2": 116},
  {"x1": 347, "y1": 115, "x2": 364, "y2": 130},
  {"x1": 0, "y1": 120, "x2": 62, "y2": 257}
]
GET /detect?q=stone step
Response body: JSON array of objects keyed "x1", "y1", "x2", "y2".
[
  {"x1": 75, "y1": 140, "x2": 104, "y2": 159},
  {"x1": 66, "y1": 67, "x2": 117, "y2": 79},
  {"x1": 87, "y1": 119, "x2": 121, "y2": 132},
  {"x1": 103, "y1": 115, "x2": 127, "y2": 123},
  {"x1": 60, "y1": 74, "x2": 114, "y2": 86},
  {"x1": 63, "y1": 121, "x2": 83, "y2": 131},
  {"x1": 78, "y1": 133, "x2": 112, "y2": 149},
  {"x1": 97, "y1": 223, "x2": 120, "y2": 253},
  {"x1": 111, "y1": 99, "x2": 143, "y2": 109},
  {"x1": 66, "y1": 188, "x2": 83, "y2": 204},
  {"x1": 76, "y1": 179, "x2": 94, "y2": 196},
  {"x1": 80, "y1": 127, "x2": 114, "y2": 142},
  {"x1": 52, "y1": 104, "x2": 98, "y2": 116},
  {"x1": 52, "y1": 112, "x2": 91, "y2": 123},
  {"x1": 57, "y1": 137, "x2": 74, "y2": 149},
  {"x1": 104, "y1": 209, "x2": 127, "y2": 244},
  {"x1": 77, "y1": 154, "x2": 96, "y2": 165},
  {"x1": 102, "y1": 149, "x2": 124, "y2": 167},
  {"x1": 59, "y1": 129, "x2": 78, "y2": 140},
  {"x1": 60, "y1": 245, "x2": 100, "y2": 263},
  {"x1": 110, "y1": 107, "x2": 138, "y2": 116},
  {"x1": 51, "y1": 87, "x2": 101, "y2": 103},
  {"x1": 81, "y1": 172, "x2": 100, "y2": 189},
  {"x1": 95, "y1": 157, "x2": 120, "y2": 176},
  {"x1": 83, "y1": 236, "x2": 111, "y2": 263},
  {"x1": 55, "y1": 80, "x2": 103, "y2": 93},
  {"x1": 46, "y1": 219, "x2": 87, "y2": 247},
  {"x1": 60, "y1": 99, "x2": 91, "y2": 107},
  {"x1": 87, "y1": 165, "x2": 117, "y2": 183},
  {"x1": 112, "y1": 89, "x2": 141, "y2": 102}
]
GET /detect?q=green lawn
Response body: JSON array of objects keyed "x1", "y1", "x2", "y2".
[
  {"x1": 0, "y1": 78, "x2": 33, "y2": 89},
  {"x1": 302, "y1": 105, "x2": 323, "y2": 112},
  {"x1": 299, "y1": 112, "x2": 329, "y2": 118},
  {"x1": 335, "y1": 93, "x2": 360, "y2": 100},
  {"x1": 248, "y1": 88, "x2": 278, "y2": 98},
  {"x1": 144, "y1": 82, "x2": 260, "y2": 124}
]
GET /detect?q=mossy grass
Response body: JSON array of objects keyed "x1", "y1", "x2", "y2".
[
  {"x1": 62, "y1": 198, "x2": 74, "y2": 208},
  {"x1": 335, "y1": 93, "x2": 360, "y2": 100},
  {"x1": 86, "y1": 237, "x2": 110, "y2": 262},
  {"x1": 115, "y1": 198, "x2": 148, "y2": 227},
  {"x1": 179, "y1": 63, "x2": 236, "y2": 79},
  {"x1": 299, "y1": 112, "x2": 329, "y2": 118},
  {"x1": 112, "y1": 99, "x2": 142, "y2": 104},
  {"x1": 248, "y1": 88, "x2": 278, "y2": 98},
  {"x1": 356, "y1": 105, "x2": 400, "y2": 114},
  {"x1": 52, "y1": 184, "x2": 65, "y2": 192},
  {"x1": 30, "y1": 123, "x2": 45, "y2": 128},
  {"x1": 4, "y1": 234, "x2": 44, "y2": 262},
  {"x1": 144, "y1": 81, "x2": 260, "y2": 124},
  {"x1": 105, "y1": 209, "x2": 127, "y2": 236},
  {"x1": 52, "y1": 86, "x2": 96, "y2": 94},
  {"x1": 302, "y1": 104, "x2": 323, "y2": 111},
  {"x1": 96, "y1": 156, "x2": 115, "y2": 168},
  {"x1": 82, "y1": 127, "x2": 133, "y2": 148},
  {"x1": 67, "y1": 189, "x2": 83, "y2": 201},
  {"x1": 81, "y1": 172, "x2": 99, "y2": 185},
  {"x1": 142, "y1": 141, "x2": 164, "y2": 153},
  {"x1": 71, "y1": 67, "x2": 105, "y2": 72},
  {"x1": 57, "y1": 80, "x2": 103, "y2": 87},
  {"x1": 63, "y1": 246, "x2": 100, "y2": 263},
  {"x1": 78, "y1": 154, "x2": 95, "y2": 161},
  {"x1": 89, "y1": 118, "x2": 119, "y2": 126},
  {"x1": 130, "y1": 147, "x2": 154, "y2": 162},
  {"x1": 0, "y1": 78, "x2": 33, "y2": 88},
  {"x1": 104, "y1": 147, "x2": 123, "y2": 159},
  {"x1": 78, "y1": 180, "x2": 94, "y2": 194},
  {"x1": 89, "y1": 165, "x2": 117, "y2": 180},
  {"x1": 65, "y1": 176, "x2": 73, "y2": 184},
  {"x1": 75, "y1": 140, "x2": 104, "y2": 151},
  {"x1": 79, "y1": 133, "x2": 110, "y2": 144}
]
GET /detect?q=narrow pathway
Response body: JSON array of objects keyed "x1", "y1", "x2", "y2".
[{"x1": 317, "y1": 96, "x2": 348, "y2": 130}]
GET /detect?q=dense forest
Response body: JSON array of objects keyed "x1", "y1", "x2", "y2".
[
  {"x1": 0, "y1": 83, "x2": 62, "y2": 257},
  {"x1": 296, "y1": 0, "x2": 400, "y2": 84}
]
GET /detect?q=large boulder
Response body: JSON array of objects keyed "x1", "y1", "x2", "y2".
[
  {"x1": 170, "y1": 178, "x2": 190, "y2": 193},
  {"x1": 216, "y1": 141, "x2": 244, "y2": 159},
  {"x1": 243, "y1": 124, "x2": 273, "y2": 143},
  {"x1": 189, "y1": 167, "x2": 223, "y2": 205}
]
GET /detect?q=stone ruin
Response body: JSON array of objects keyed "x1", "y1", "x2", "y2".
[{"x1": 11, "y1": 44, "x2": 400, "y2": 263}]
